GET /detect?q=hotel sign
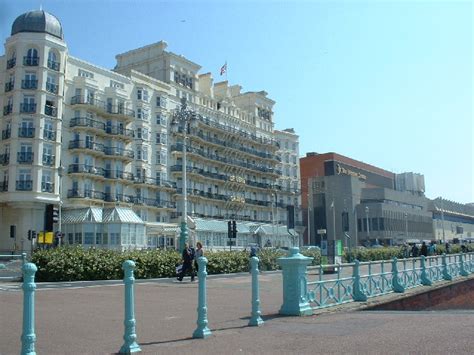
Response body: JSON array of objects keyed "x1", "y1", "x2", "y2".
[{"x1": 336, "y1": 164, "x2": 367, "y2": 181}]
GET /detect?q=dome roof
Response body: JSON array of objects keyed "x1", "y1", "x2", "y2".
[{"x1": 11, "y1": 10, "x2": 63, "y2": 40}]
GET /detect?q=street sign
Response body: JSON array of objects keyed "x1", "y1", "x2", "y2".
[{"x1": 317, "y1": 229, "x2": 326, "y2": 235}]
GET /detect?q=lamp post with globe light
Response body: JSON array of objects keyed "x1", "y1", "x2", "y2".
[{"x1": 171, "y1": 98, "x2": 196, "y2": 252}]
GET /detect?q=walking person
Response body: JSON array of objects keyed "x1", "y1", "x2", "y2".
[
  {"x1": 194, "y1": 241, "x2": 204, "y2": 272},
  {"x1": 177, "y1": 243, "x2": 195, "y2": 282},
  {"x1": 411, "y1": 244, "x2": 419, "y2": 258},
  {"x1": 420, "y1": 241, "x2": 428, "y2": 257}
]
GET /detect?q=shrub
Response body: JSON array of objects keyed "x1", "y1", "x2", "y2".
[{"x1": 31, "y1": 246, "x2": 290, "y2": 282}]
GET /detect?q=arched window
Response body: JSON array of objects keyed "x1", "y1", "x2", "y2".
[
  {"x1": 24, "y1": 48, "x2": 38, "y2": 66},
  {"x1": 47, "y1": 50, "x2": 60, "y2": 71},
  {"x1": 26, "y1": 48, "x2": 37, "y2": 59}
]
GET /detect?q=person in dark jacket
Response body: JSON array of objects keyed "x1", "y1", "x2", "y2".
[
  {"x1": 420, "y1": 241, "x2": 428, "y2": 257},
  {"x1": 411, "y1": 244, "x2": 419, "y2": 257},
  {"x1": 177, "y1": 243, "x2": 195, "y2": 282}
]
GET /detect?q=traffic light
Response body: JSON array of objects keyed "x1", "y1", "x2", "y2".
[
  {"x1": 10, "y1": 225, "x2": 16, "y2": 239},
  {"x1": 45, "y1": 204, "x2": 59, "y2": 231},
  {"x1": 232, "y1": 220, "x2": 237, "y2": 239},
  {"x1": 228, "y1": 221, "x2": 232, "y2": 239},
  {"x1": 27, "y1": 230, "x2": 37, "y2": 240}
]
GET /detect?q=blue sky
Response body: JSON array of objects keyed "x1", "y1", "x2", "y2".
[{"x1": 1, "y1": 0, "x2": 472, "y2": 203}]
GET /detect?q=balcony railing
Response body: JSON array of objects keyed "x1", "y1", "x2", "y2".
[
  {"x1": 0, "y1": 154, "x2": 9, "y2": 165},
  {"x1": 16, "y1": 180, "x2": 33, "y2": 191},
  {"x1": 70, "y1": 95, "x2": 135, "y2": 118},
  {"x1": 0, "y1": 181, "x2": 8, "y2": 192},
  {"x1": 103, "y1": 146, "x2": 134, "y2": 159},
  {"x1": 171, "y1": 143, "x2": 280, "y2": 176},
  {"x1": 104, "y1": 170, "x2": 134, "y2": 181},
  {"x1": 133, "y1": 176, "x2": 176, "y2": 188},
  {"x1": 70, "y1": 117, "x2": 106, "y2": 130},
  {"x1": 2, "y1": 129, "x2": 11, "y2": 140},
  {"x1": 170, "y1": 164, "x2": 277, "y2": 191},
  {"x1": 194, "y1": 130, "x2": 279, "y2": 162},
  {"x1": 4, "y1": 81, "x2": 14, "y2": 92},
  {"x1": 42, "y1": 154, "x2": 55, "y2": 166},
  {"x1": 68, "y1": 189, "x2": 105, "y2": 200},
  {"x1": 68, "y1": 164, "x2": 105, "y2": 177},
  {"x1": 107, "y1": 193, "x2": 136, "y2": 203},
  {"x1": 47, "y1": 59, "x2": 60, "y2": 71},
  {"x1": 105, "y1": 125, "x2": 135, "y2": 139},
  {"x1": 20, "y1": 103, "x2": 36, "y2": 114},
  {"x1": 17, "y1": 152, "x2": 34, "y2": 164},
  {"x1": 23, "y1": 56, "x2": 39, "y2": 66},
  {"x1": 21, "y1": 80, "x2": 38, "y2": 90},
  {"x1": 41, "y1": 182, "x2": 54, "y2": 193},
  {"x1": 43, "y1": 130, "x2": 56, "y2": 141},
  {"x1": 3, "y1": 104, "x2": 13, "y2": 116},
  {"x1": 46, "y1": 82, "x2": 59, "y2": 94},
  {"x1": 195, "y1": 114, "x2": 280, "y2": 149},
  {"x1": 6, "y1": 58, "x2": 16, "y2": 69},
  {"x1": 18, "y1": 127, "x2": 35, "y2": 138},
  {"x1": 68, "y1": 140, "x2": 104, "y2": 153},
  {"x1": 44, "y1": 105, "x2": 57, "y2": 117}
]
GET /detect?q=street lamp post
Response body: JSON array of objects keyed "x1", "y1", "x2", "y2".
[
  {"x1": 172, "y1": 98, "x2": 196, "y2": 252},
  {"x1": 307, "y1": 192, "x2": 311, "y2": 246},
  {"x1": 58, "y1": 165, "x2": 64, "y2": 247},
  {"x1": 365, "y1": 206, "x2": 370, "y2": 242},
  {"x1": 404, "y1": 212, "x2": 408, "y2": 241}
]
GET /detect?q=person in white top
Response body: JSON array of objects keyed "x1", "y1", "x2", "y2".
[{"x1": 194, "y1": 241, "x2": 204, "y2": 272}]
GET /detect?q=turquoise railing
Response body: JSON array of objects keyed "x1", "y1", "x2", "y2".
[
  {"x1": 307, "y1": 264, "x2": 354, "y2": 309},
  {"x1": 304, "y1": 252, "x2": 474, "y2": 311},
  {"x1": 358, "y1": 260, "x2": 393, "y2": 297},
  {"x1": 0, "y1": 253, "x2": 27, "y2": 280}
]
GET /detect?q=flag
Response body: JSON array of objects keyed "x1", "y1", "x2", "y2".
[{"x1": 220, "y1": 62, "x2": 227, "y2": 76}]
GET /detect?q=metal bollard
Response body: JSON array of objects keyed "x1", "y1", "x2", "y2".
[
  {"x1": 248, "y1": 256, "x2": 264, "y2": 326},
  {"x1": 193, "y1": 256, "x2": 211, "y2": 339},
  {"x1": 21, "y1": 262, "x2": 37, "y2": 355},
  {"x1": 119, "y1": 260, "x2": 141, "y2": 354},
  {"x1": 352, "y1": 260, "x2": 367, "y2": 301},
  {"x1": 442, "y1": 253, "x2": 452, "y2": 281},
  {"x1": 391, "y1": 257, "x2": 405, "y2": 293},
  {"x1": 420, "y1": 256, "x2": 432, "y2": 286}
]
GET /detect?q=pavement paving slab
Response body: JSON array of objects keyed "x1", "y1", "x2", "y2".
[{"x1": 1, "y1": 272, "x2": 473, "y2": 354}]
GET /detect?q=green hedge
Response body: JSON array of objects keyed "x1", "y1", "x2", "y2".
[
  {"x1": 31, "y1": 246, "x2": 311, "y2": 282},
  {"x1": 344, "y1": 244, "x2": 474, "y2": 262},
  {"x1": 30, "y1": 245, "x2": 472, "y2": 282}
]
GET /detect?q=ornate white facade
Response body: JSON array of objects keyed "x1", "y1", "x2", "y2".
[{"x1": 0, "y1": 11, "x2": 301, "y2": 252}]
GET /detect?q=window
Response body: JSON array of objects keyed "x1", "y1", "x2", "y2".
[
  {"x1": 156, "y1": 114, "x2": 167, "y2": 126},
  {"x1": 156, "y1": 96, "x2": 167, "y2": 108},
  {"x1": 110, "y1": 80, "x2": 124, "y2": 89},
  {"x1": 47, "y1": 50, "x2": 60, "y2": 71},
  {"x1": 78, "y1": 69, "x2": 94, "y2": 79},
  {"x1": 156, "y1": 133, "x2": 167, "y2": 145},
  {"x1": 137, "y1": 88, "x2": 149, "y2": 102},
  {"x1": 41, "y1": 170, "x2": 53, "y2": 192}
]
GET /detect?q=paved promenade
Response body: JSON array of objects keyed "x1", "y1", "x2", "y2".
[{"x1": 1, "y1": 272, "x2": 474, "y2": 354}]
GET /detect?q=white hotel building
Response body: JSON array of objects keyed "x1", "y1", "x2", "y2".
[{"x1": 0, "y1": 10, "x2": 302, "y2": 253}]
